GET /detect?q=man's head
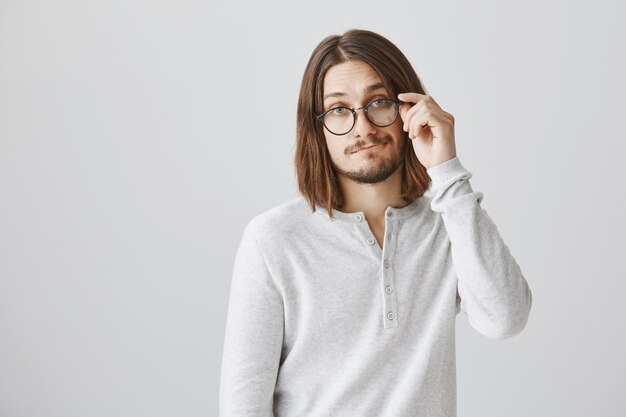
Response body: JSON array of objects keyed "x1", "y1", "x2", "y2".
[
  {"x1": 321, "y1": 59, "x2": 406, "y2": 185},
  {"x1": 295, "y1": 28, "x2": 432, "y2": 217}
]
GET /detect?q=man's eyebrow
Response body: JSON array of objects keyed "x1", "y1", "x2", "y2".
[{"x1": 323, "y1": 82, "x2": 387, "y2": 102}]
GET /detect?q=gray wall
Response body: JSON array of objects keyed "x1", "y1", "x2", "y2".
[{"x1": 1, "y1": 0, "x2": 624, "y2": 416}]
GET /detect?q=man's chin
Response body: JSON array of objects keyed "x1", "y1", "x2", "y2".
[{"x1": 338, "y1": 162, "x2": 402, "y2": 184}]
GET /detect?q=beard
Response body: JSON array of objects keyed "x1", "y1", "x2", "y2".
[{"x1": 331, "y1": 138, "x2": 406, "y2": 185}]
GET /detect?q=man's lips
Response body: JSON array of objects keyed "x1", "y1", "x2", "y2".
[{"x1": 353, "y1": 143, "x2": 385, "y2": 153}]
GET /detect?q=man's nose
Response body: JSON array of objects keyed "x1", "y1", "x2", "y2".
[{"x1": 352, "y1": 108, "x2": 377, "y2": 138}]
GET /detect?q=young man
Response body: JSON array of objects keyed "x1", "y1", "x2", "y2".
[{"x1": 219, "y1": 29, "x2": 532, "y2": 417}]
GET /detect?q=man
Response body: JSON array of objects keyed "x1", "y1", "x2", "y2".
[{"x1": 219, "y1": 28, "x2": 532, "y2": 417}]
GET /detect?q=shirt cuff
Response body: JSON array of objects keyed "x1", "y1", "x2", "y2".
[
  {"x1": 426, "y1": 156, "x2": 467, "y2": 189},
  {"x1": 426, "y1": 156, "x2": 477, "y2": 212}
]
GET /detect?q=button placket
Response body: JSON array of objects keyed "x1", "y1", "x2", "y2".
[
  {"x1": 381, "y1": 212, "x2": 399, "y2": 329},
  {"x1": 353, "y1": 217, "x2": 381, "y2": 262}
]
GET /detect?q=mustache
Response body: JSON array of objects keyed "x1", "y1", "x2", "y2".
[{"x1": 350, "y1": 138, "x2": 387, "y2": 154}]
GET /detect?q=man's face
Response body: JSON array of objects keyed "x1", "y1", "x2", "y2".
[{"x1": 321, "y1": 60, "x2": 407, "y2": 185}]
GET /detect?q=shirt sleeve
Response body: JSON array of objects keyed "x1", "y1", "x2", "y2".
[
  {"x1": 427, "y1": 156, "x2": 533, "y2": 340},
  {"x1": 219, "y1": 221, "x2": 284, "y2": 416}
]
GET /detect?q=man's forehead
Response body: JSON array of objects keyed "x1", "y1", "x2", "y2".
[
  {"x1": 323, "y1": 81, "x2": 387, "y2": 101},
  {"x1": 322, "y1": 61, "x2": 387, "y2": 100}
]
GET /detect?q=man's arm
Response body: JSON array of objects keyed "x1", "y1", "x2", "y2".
[
  {"x1": 427, "y1": 156, "x2": 533, "y2": 340},
  {"x1": 219, "y1": 222, "x2": 284, "y2": 416}
]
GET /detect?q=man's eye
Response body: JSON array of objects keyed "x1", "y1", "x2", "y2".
[
  {"x1": 331, "y1": 107, "x2": 346, "y2": 115},
  {"x1": 371, "y1": 99, "x2": 387, "y2": 107}
]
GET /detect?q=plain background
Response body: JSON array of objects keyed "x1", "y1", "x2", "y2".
[{"x1": 1, "y1": 0, "x2": 624, "y2": 416}]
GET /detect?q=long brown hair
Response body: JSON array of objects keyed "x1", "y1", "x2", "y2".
[{"x1": 295, "y1": 28, "x2": 432, "y2": 220}]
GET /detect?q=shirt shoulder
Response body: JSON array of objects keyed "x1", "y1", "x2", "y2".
[{"x1": 244, "y1": 195, "x2": 316, "y2": 243}]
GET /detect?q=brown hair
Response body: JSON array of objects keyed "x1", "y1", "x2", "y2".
[{"x1": 294, "y1": 28, "x2": 432, "y2": 220}]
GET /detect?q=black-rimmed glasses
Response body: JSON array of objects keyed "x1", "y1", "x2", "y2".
[{"x1": 315, "y1": 98, "x2": 402, "y2": 136}]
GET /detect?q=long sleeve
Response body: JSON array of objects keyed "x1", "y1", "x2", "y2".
[
  {"x1": 219, "y1": 222, "x2": 285, "y2": 416},
  {"x1": 427, "y1": 156, "x2": 532, "y2": 340}
]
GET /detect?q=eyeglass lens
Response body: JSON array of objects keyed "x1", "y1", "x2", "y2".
[{"x1": 322, "y1": 99, "x2": 398, "y2": 135}]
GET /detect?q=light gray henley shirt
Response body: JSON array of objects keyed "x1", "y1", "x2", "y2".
[{"x1": 219, "y1": 156, "x2": 533, "y2": 417}]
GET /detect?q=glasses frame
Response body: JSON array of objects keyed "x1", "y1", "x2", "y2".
[{"x1": 315, "y1": 98, "x2": 403, "y2": 136}]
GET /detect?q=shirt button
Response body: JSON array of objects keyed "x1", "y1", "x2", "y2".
[
  {"x1": 387, "y1": 311, "x2": 395, "y2": 320},
  {"x1": 385, "y1": 286, "x2": 393, "y2": 294},
  {"x1": 383, "y1": 259, "x2": 390, "y2": 268},
  {"x1": 386, "y1": 211, "x2": 393, "y2": 217},
  {"x1": 387, "y1": 232, "x2": 392, "y2": 240},
  {"x1": 354, "y1": 214, "x2": 363, "y2": 221},
  {"x1": 367, "y1": 237, "x2": 375, "y2": 245}
]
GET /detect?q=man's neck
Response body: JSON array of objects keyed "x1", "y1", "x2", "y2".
[{"x1": 336, "y1": 170, "x2": 407, "y2": 223}]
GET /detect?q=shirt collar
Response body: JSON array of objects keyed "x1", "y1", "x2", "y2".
[{"x1": 314, "y1": 197, "x2": 422, "y2": 224}]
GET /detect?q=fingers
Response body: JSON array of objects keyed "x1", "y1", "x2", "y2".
[
  {"x1": 397, "y1": 92, "x2": 424, "y2": 103},
  {"x1": 411, "y1": 112, "x2": 430, "y2": 140},
  {"x1": 398, "y1": 92, "x2": 439, "y2": 107},
  {"x1": 402, "y1": 101, "x2": 432, "y2": 139},
  {"x1": 409, "y1": 107, "x2": 446, "y2": 140},
  {"x1": 409, "y1": 113, "x2": 426, "y2": 140},
  {"x1": 398, "y1": 92, "x2": 440, "y2": 128},
  {"x1": 397, "y1": 93, "x2": 450, "y2": 140},
  {"x1": 402, "y1": 101, "x2": 425, "y2": 131}
]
